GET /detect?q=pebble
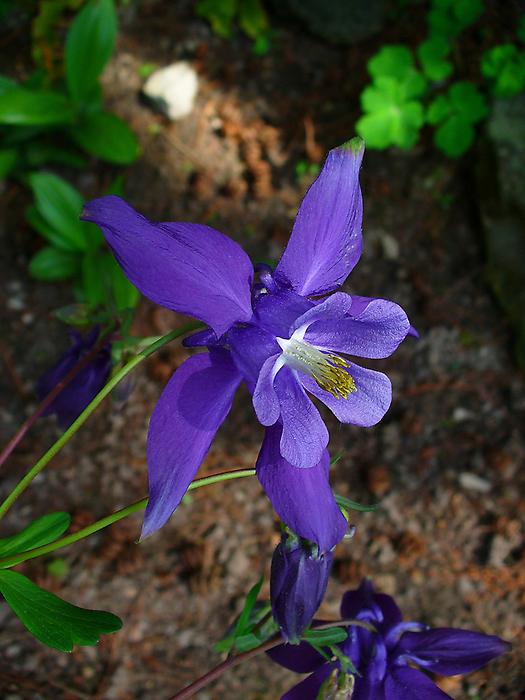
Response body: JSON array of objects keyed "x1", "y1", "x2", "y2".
[
  {"x1": 458, "y1": 472, "x2": 491, "y2": 493},
  {"x1": 142, "y1": 62, "x2": 198, "y2": 120}
]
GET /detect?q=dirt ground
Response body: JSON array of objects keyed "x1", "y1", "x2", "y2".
[{"x1": 0, "y1": 1, "x2": 524, "y2": 698}]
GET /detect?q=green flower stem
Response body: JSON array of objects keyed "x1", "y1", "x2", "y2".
[
  {"x1": 0, "y1": 323, "x2": 201, "y2": 524},
  {"x1": 0, "y1": 468, "x2": 255, "y2": 569}
]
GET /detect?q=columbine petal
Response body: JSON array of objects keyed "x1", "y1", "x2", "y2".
[
  {"x1": 304, "y1": 298, "x2": 411, "y2": 359},
  {"x1": 266, "y1": 642, "x2": 326, "y2": 674},
  {"x1": 274, "y1": 139, "x2": 364, "y2": 296},
  {"x1": 82, "y1": 196, "x2": 253, "y2": 337},
  {"x1": 288, "y1": 292, "x2": 353, "y2": 336},
  {"x1": 281, "y1": 665, "x2": 334, "y2": 700},
  {"x1": 142, "y1": 349, "x2": 241, "y2": 538},
  {"x1": 396, "y1": 628, "x2": 511, "y2": 676},
  {"x1": 384, "y1": 667, "x2": 451, "y2": 699},
  {"x1": 274, "y1": 367, "x2": 329, "y2": 468},
  {"x1": 253, "y1": 354, "x2": 282, "y2": 425},
  {"x1": 301, "y1": 363, "x2": 392, "y2": 427},
  {"x1": 256, "y1": 424, "x2": 347, "y2": 551}
]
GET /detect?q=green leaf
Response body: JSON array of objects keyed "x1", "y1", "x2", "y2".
[
  {"x1": 434, "y1": 114, "x2": 474, "y2": 157},
  {"x1": 69, "y1": 111, "x2": 139, "y2": 164},
  {"x1": 0, "y1": 89, "x2": 75, "y2": 126},
  {"x1": 65, "y1": 0, "x2": 117, "y2": 104},
  {"x1": 334, "y1": 494, "x2": 378, "y2": 513},
  {"x1": 28, "y1": 172, "x2": 89, "y2": 252},
  {"x1": 196, "y1": 0, "x2": 237, "y2": 38},
  {"x1": 448, "y1": 82, "x2": 488, "y2": 122},
  {"x1": 357, "y1": 77, "x2": 425, "y2": 149},
  {"x1": 368, "y1": 45, "x2": 414, "y2": 81},
  {"x1": 0, "y1": 74, "x2": 17, "y2": 94},
  {"x1": 481, "y1": 44, "x2": 525, "y2": 97},
  {"x1": 232, "y1": 576, "x2": 263, "y2": 640},
  {"x1": 427, "y1": 94, "x2": 451, "y2": 125},
  {"x1": 81, "y1": 251, "x2": 108, "y2": 306},
  {"x1": 417, "y1": 37, "x2": 453, "y2": 82},
  {"x1": 29, "y1": 246, "x2": 80, "y2": 280},
  {"x1": 518, "y1": 16, "x2": 525, "y2": 44},
  {"x1": 0, "y1": 148, "x2": 17, "y2": 179},
  {"x1": 0, "y1": 570, "x2": 122, "y2": 652},
  {"x1": 238, "y1": 0, "x2": 268, "y2": 39},
  {"x1": 104, "y1": 254, "x2": 140, "y2": 310},
  {"x1": 23, "y1": 142, "x2": 87, "y2": 169},
  {"x1": 453, "y1": 0, "x2": 483, "y2": 26},
  {"x1": 0, "y1": 513, "x2": 70, "y2": 560},
  {"x1": 303, "y1": 627, "x2": 348, "y2": 645}
]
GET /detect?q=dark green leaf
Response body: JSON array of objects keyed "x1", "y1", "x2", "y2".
[
  {"x1": 303, "y1": 627, "x2": 348, "y2": 645},
  {"x1": 28, "y1": 172, "x2": 88, "y2": 252},
  {"x1": 23, "y1": 142, "x2": 87, "y2": 169},
  {"x1": 65, "y1": 0, "x2": 117, "y2": 104},
  {"x1": 29, "y1": 246, "x2": 80, "y2": 280},
  {"x1": 0, "y1": 89, "x2": 75, "y2": 126},
  {"x1": 453, "y1": 0, "x2": 483, "y2": 26},
  {"x1": 481, "y1": 45, "x2": 525, "y2": 98},
  {"x1": 0, "y1": 74, "x2": 17, "y2": 94},
  {"x1": 417, "y1": 37, "x2": 453, "y2": 82},
  {"x1": 238, "y1": 0, "x2": 268, "y2": 40},
  {"x1": 69, "y1": 111, "x2": 139, "y2": 164},
  {"x1": 232, "y1": 576, "x2": 263, "y2": 640},
  {"x1": 448, "y1": 82, "x2": 487, "y2": 122},
  {"x1": 81, "y1": 251, "x2": 108, "y2": 306},
  {"x1": 427, "y1": 94, "x2": 450, "y2": 125},
  {"x1": 334, "y1": 494, "x2": 378, "y2": 513},
  {"x1": 0, "y1": 570, "x2": 122, "y2": 651},
  {"x1": 196, "y1": 0, "x2": 237, "y2": 38},
  {"x1": 0, "y1": 513, "x2": 70, "y2": 560},
  {"x1": 54, "y1": 303, "x2": 94, "y2": 326},
  {"x1": 0, "y1": 148, "x2": 17, "y2": 178},
  {"x1": 434, "y1": 114, "x2": 474, "y2": 157},
  {"x1": 104, "y1": 254, "x2": 140, "y2": 310}
]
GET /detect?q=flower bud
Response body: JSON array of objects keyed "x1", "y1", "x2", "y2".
[{"x1": 270, "y1": 532, "x2": 333, "y2": 644}]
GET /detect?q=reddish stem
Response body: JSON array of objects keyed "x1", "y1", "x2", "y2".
[
  {"x1": 168, "y1": 619, "x2": 374, "y2": 700},
  {"x1": 0, "y1": 332, "x2": 112, "y2": 468}
]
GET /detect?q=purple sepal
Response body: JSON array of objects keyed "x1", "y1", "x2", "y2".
[
  {"x1": 82, "y1": 196, "x2": 254, "y2": 338},
  {"x1": 142, "y1": 349, "x2": 241, "y2": 538}
]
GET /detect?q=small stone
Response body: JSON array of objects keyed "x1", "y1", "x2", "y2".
[
  {"x1": 142, "y1": 62, "x2": 198, "y2": 121},
  {"x1": 452, "y1": 407, "x2": 474, "y2": 422},
  {"x1": 459, "y1": 472, "x2": 491, "y2": 493}
]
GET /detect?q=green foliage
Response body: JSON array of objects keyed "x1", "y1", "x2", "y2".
[
  {"x1": 357, "y1": 47, "x2": 427, "y2": 150},
  {"x1": 69, "y1": 111, "x2": 139, "y2": 164},
  {"x1": 0, "y1": 512, "x2": 70, "y2": 560},
  {"x1": 334, "y1": 494, "x2": 378, "y2": 513},
  {"x1": 65, "y1": 0, "x2": 117, "y2": 103},
  {"x1": 427, "y1": 82, "x2": 487, "y2": 156},
  {"x1": 214, "y1": 577, "x2": 278, "y2": 654},
  {"x1": 26, "y1": 172, "x2": 140, "y2": 311},
  {"x1": 0, "y1": 569, "x2": 122, "y2": 652},
  {"x1": 481, "y1": 44, "x2": 525, "y2": 97},
  {"x1": 417, "y1": 37, "x2": 453, "y2": 81},
  {"x1": 0, "y1": 89, "x2": 75, "y2": 126},
  {"x1": 303, "y1": 627, "x2": 348, "y2": 646},
  {"x1": 428, "y1": 0, "x2": 483, "y2": 38},
  {"x1": 196, "y1": 0, "x2": 270, "y2": 52}
]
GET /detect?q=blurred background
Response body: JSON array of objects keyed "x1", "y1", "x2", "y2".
[{"x1": 0, "y1": 0, "x2": 524, "y2": 697}]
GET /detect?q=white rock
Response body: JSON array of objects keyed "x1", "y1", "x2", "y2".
[
  {"x1": 459, "y1": 471, "x2": 491, "y2": 493},
  {"x1": 142, "y1": 62, "x2": 198, "y2": 120}
]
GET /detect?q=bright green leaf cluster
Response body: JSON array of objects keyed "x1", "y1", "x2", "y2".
[
  {"x1": 417, "y1": 37, "x2": 453, "y2": 82},
  {"x1": 427, "y1": 82, "x2": 488, "y2": 157},
  {"x1": 481, "y1": 44, "x2": 525, "y2": 97},
  {"x1": 356, "y1": 46, "x2": 427, "y2": 149},
  {"x1": 26, "y1": 171, "x2": 140, "y2": 311}
]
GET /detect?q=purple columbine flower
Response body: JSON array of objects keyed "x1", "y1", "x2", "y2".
[
  {"x1": 271, "y1": 531, "x2": 333, "y2": 644},
  {"x1": 37, "y1": 327, "x2": 111, "y2": 429},
  {"x1": 267, "y1": 579, "x2": 510, "y2": 699},
  {"x1": 82, "y1": 138, "x2": 412, "y2": 551}
]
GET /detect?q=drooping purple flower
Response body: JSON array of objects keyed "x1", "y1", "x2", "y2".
[
  {"x1": 82, "y1": 138, "x2": 412, "y2": 550},
  {"x1": 37, "y1": 327, "x2": 111, "y2": 429},
  {"x1": 267, "y1": 579, "x2": 510, "y2": 699},
  {"x1": 271, "y1": 531, "x2": 333, "y2": 644}
]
